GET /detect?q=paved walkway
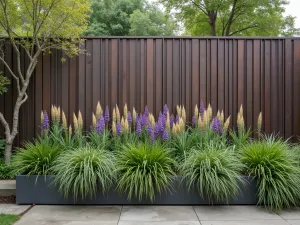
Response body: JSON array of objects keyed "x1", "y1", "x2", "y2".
[{"x1": 8, "y1": 205, "x2": 300, "y2": 225}]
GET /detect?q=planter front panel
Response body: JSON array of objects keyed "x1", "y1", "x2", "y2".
[{"x1": 16, "y1": 175, "x2": 257, "y2": 205}]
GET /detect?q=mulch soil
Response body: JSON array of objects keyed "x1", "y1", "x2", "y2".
[{"x1": 0, "y1": 196, "x2": 16, "y2": 204}]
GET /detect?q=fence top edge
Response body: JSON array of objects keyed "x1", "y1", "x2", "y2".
[{"x1": 80, "y1": 36, "x2": 300, "y2": 40}]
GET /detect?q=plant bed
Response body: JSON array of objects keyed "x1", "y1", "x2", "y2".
[{"x1": 16, "y1": 175, "x2": 257, "y2": 205}]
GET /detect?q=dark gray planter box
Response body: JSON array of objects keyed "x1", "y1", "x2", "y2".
[{"x1": 16, "y1": 175, "x2": 257, "y2": 205}]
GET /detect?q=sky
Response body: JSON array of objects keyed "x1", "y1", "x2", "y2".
[{"x1": 285, "y1": 0, "x2": 300, "y2": 28}]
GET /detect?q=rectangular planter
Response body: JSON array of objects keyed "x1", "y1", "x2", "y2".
[{"x1": 16, "y1": 175, "x2": 257, "y2": 205}]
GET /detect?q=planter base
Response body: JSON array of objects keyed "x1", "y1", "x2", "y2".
[{"x1": 16, "y1": 175, "x2": 257, "y2": 205}]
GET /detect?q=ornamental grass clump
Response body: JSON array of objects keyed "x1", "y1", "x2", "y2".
[
  {"x1": 181, "y1": 142, "x2": 244, "y2": 203},
  {"x1": 241, "y1": 135, "x2": 300, "y2": 211},
  {"x1": 53, "y1": 146, "x2": 115, "y2": 200},
  {"x1": 116, "y1": 143, "x2": 176, "y2": 201},
  {"x1": 11, "y1": 137, "x2": 61, "y2": 176}
]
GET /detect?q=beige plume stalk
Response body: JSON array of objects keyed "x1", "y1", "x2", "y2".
[
  {"x1": 112, "y1": 108, "x2": 116, "y2": 122},
  {"x1": 176, "y1": 105, "x2": 181, "y2": 117},
  {"x1": 121, "y1": 117, "x2": 125, "y2": 130},
  {"x1": 73, "y1": 113, "x2": 78, "y2": 132},
  {"x1": 124, "y1": 119, "x2": 129, "y2": 132},
  {"x1": 62, "y1": 111, "x2": 67, "y2": 130},
  {"x1": 182, "y1": 106, "x2": 186, "y2": 123},
  {"x1": 203, "y1": 110, "x2": 208, "y2": 126},
  {"x1": 116, "y1": 105, "x2": 120, "y2": 122},
  {"x1": 112, "y1": 121, "x2": 117, "y2": 136},
  {"x1": 96, "y1": 102, "x2": 102, "y2": 120},
  {"x1": 223, "y1": 116, "x2": 230, "y2": 134},
  {"x1": 124, "y1": 104, "x2": 128, "y2": 119},
  {"x1": 51, "y1": 105, "x2": 55, "y2": 120},
  {"x1": 92, "y1": 113, "x2": 97, "y2": 128},
  {"x1": 216, "y1": 110, "x2": 221, "y2": 120},
  {"x1": 207, "y1": 104, "x2": 212, "y2": 120},
  {"x1": 220, "y1": 110, "x2": 224, "y2": 124},
  {"x1": 68, "y1": 125, "x2": 72, "y2": 136},
  {"x1": 257, "y1": 112, "x2": 262, "y2": 137},
  {"x1": 198, "y1": 116, "x2": 203, "y2": 130},
  {"x1": 78, "y1": 111, "x2": 83, "y2": 128},
  {"x1": 166, "y1": 112, "x2": 170, "y2": 131},
  {"x1": 179, "y1": 118, "x2": 185, "y2": 132},
  {"x1": 237, "y1": 114, "x2": 245, "y2": 133},
  {"x1": 57, "y1": 106, "x2": 61, "y2": 122},
  {"x1": 194, "y1": 105, "x2": 199, "y2": 120},
  {"x1": 238, "y1": 105, "x2": 243, "y2": 118},
  {"x1": 41, "y1": 111, "x2": 44, "y2": 125},
  {"x1": 132, "y1": 108, "x2": 137, "y2": 124}
]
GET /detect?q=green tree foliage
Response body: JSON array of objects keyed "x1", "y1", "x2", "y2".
[
  {"x1": 129, "y1": 5, "x2": 176, "y2": 36},
  {"x1": 0, "y1": 73, "x2": 10, "y2": 95},
  {"x1": 161, "y1": 0, "x2": 300, "y2": 36},
  {"x1": 85, "y1": 0, "x2": 176, "y2": 36},
  {"x1": 0, "y1": 0, "x2": 90, "y2": 164}
]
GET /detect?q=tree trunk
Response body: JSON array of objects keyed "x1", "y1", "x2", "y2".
[
  {"x1": 225, "y1": 0, "x2": 238, "y2": 36},
  {"x1": 208, "y1": 11, "x2": 217, "y2": 36},
  {"x1": 4, "y1": 140, "x2": 12, "y2": 164},
  {"x1": 210, "y1": 22, "x2": 217, "y2": 36}
]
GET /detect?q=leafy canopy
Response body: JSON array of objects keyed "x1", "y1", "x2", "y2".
[
  {"x1": 85, "y1": 0, "x2": 176, "y2": 36},
  {"x1": 0, "y1": 0, "x2": 90, "y2": 57},
  {"x1": 161, "y1": 0, "x2": 300, "y2": 36},
  {"x1": 0, "y1": 73, "x2": 9, "y2": 95}
]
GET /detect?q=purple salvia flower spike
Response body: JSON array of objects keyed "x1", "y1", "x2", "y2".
[
  {"x1": 144, "y1": 106, "x2": 149, "y2": 117},
  {"x1": 162, "y1": 129, "x2": 168, "y2": 141},
  {"x1": 42, "y1": 111, "x2": 49, "y2": 132},
  {"x1": 150, "y1": 130, "x2": 155, "y2": 143},
  {"x1": 116, "y1": 121, "x2": 122, "y2": 135},
  {"x1": 200, "y1": 100, "x2": 205, "y2": 114},
  {"x1": 96, "y1": 115, "x2": 105, "y2": 134},
  {"x1": 154, "y1": 123, "x2": 160, "y2": 138},
  {"x1": 147, "y1": 123, "x2": 152, "y2": 136},
  {"x1": 175, "y1": 115, "x2": 179, "y2": 123},
  {"x1": 142, "y1": 114, "x2": 148, "y2": 127},
  {"x1": 104, "y1": 106, "x2": 110, "y2": 123},
  {"x1": 136, "y1": 120, "x2": 142, "y2": 136},
  {"x1": 211, "y1": 117, "x2": 221, "y2": 134},
  {"x1": 192, "y1": 116, "x2": 196, "y2": 127},
  {"x1": 170, "y1": 114, "x2": 174, "y2": 128},
  {"x1": 163, "y1": 104, "x2": 169, "y2": 116},
  {"x1": 127, "y1": 112, "x2": 132, "y2": 123}
]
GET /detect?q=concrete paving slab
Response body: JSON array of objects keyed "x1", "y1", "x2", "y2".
[
  {"x1": 0, "y1": 180, "x2": 16, "y2": 196},
  {"x1": 287, "y1": 220, "x2": 300, "y2": 225},
  {"x1": 280, "y1": 208, "x2": 300, "y2": 219},
  {"x1": 200, "y1": 220, "x2": 290, "y2": 225},
  {"x1": 193, "y1": 206, "x2": 282, "y2": 221},
  {"x1": 19, "y1": 205, "x2": 121, "y2": 222},
  {"x1": 15, "y1": 219, "x2": 117, "y2": 225},
  {"x1": 119, "y1": 221, "x2": 201, "y2": 225},
  {"x1": 0, "y1": 204, "x2": 30, "y2": 214},
  {"x1": 120, "y1": 206, "x2": 198, "y2": 222}
]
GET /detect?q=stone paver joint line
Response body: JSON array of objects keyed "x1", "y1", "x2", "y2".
[
  {"x1": 117, "y1": 205, "x2": 123, "y2": 225},
  {"x1": 11, "y1": 205, "x2": 300, "y2": 225},
  {"x1": 192, "y1": 205, "x2": 202, "y2": 225}
]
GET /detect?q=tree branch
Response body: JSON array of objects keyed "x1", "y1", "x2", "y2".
[
  {"x1": 229, "y1": 24, "x2": 258, "y2": 36},
  {"x1": 0, "y1": 54, "x2": 21, "y2": 93},
  {"x1": 191, "y1": 0, "x2": 208, "y2": 16},
  {"x1": 0, "y1": 112, "x2": 10, "y2": 138}
]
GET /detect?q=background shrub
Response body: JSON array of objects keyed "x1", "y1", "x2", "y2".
[
  {"x1": 0, "y1": 138, "x2": 5, "y2": 160},
  {"x1": 116, "y1": 143, "x2": 176, "y2": 201},
  {"x1": 11, "y1": 137, "x2": 61, "y2": 176},
  {"x1": 181, "y1": 141, "x2": 244, "y2": 203},
  {"x1": 241, "y1": 135, "x2": 300, "y2": 211},
  {"x1": 53, "y1": 145, "x2": 115, "y2": 200},
  {"x1": 0, "y1": 160, "x2": 15, "y2": 179}
]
